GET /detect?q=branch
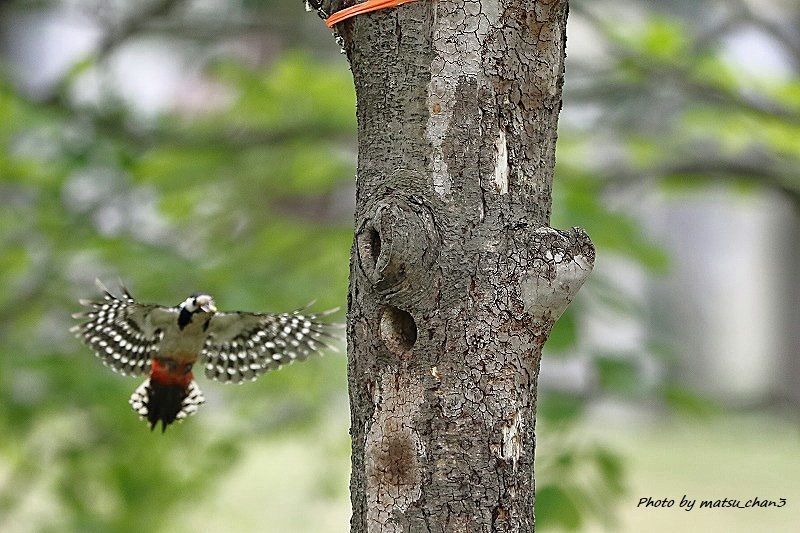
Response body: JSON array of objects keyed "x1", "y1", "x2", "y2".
[
  {"x1": 38, "y1": 0, "x2": 185, "y2": 107},
  {"x1": 602, "y1": 155, "x2": 800, "y2": 212},
  {"x1": 657, "y1": 158, "x2": 800, "y2": 210},
  {"x1": 572, "y1": 3, "x2": 800, "y2": 125},
  {"x1": 93, "y1": 0, "x2": 185, "y2": 63}
]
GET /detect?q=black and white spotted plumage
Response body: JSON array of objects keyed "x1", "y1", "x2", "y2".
[
  {"x1": 72, "y1": 279, "x2": 340, "y2": 430},
  {"x1": 71, "y1": 283, "x2": 171, "y2": 376},
  {"x1": 201, "y1": 310, "x2": 337, "y2": 383},
  {"x1": 129, "y1": 378, "x2": 206, "y2": 424}
]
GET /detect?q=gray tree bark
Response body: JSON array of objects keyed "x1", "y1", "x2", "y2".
[{"x1": 310, "y1": 0, "x2": 594, "y2": 530}]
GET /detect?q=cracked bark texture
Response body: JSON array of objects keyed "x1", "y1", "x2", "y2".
[{"x1": 309, "y1": 0, "x2": 593, "y2": 531}]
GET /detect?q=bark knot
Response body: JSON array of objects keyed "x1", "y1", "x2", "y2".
[
  {"x1": 356, "y1": 191, "x2": 441, "y2": 310},
  {"x1": 520, "y1": 226, "x2": 595, "y2": 334}
]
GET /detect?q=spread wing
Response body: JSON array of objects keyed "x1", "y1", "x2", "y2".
[
  {"x1": 71, "y1": 280, "x2": 177, "y2": 376},
  {"x1": 201, "y1": 307, "x2": 340, "y2": 383}
]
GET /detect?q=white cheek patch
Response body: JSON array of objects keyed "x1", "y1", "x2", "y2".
[{"x1": 182, "y1": 297, "x2": 197, "y2": 312}]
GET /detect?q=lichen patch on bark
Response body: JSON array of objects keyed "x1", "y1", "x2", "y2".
[{"x1": 426, "y1": 0, "x2": 501, "y2": 198}]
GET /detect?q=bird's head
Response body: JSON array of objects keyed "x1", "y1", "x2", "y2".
[{"x1": 180, "y1": 293, "x2": 217, "y2": 314}]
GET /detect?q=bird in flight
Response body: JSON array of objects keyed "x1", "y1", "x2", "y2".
[{"x1": 72, "y1": 280, "x2": 340, "y2": 432}]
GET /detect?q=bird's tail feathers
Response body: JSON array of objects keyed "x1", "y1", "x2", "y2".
[{"x1": 129, "y1": 378, "x2": 205, "y2": 432}]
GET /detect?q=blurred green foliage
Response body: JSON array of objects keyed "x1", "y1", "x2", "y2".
[
  {"x1": 1, "y1": 0, "x2": 798, "y2": 531},
  {"x1": 539, "y1": 2, "x2": 800, "y2": 529},
  {"x1": 1, "y1": 43, "x2": 353, "y2": 530}
]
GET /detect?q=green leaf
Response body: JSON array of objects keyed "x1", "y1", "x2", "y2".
[
  {"x1": 539, "y1": 392, "x2": 585, "y2": 425},
  {"x1": 593, "y1": 447, "x2": 626, "y2": 496},
  {"x1": 662, "y1": 385, "x2": 719, "y2": 417},
  {"x1": 536, "y1": 484, "x2": 582, "y2": 531},
  {"x1": 594, "y1": 354, "x2": 641, "y2": 396}
]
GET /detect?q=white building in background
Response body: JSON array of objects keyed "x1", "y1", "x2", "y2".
[{"x1": 651, "y1": 188, "x2": 795, "y2": 403}]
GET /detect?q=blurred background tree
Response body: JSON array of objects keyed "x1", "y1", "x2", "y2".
[{"x1": 0, "y1": 0, "x2": 797, "y2": 531}]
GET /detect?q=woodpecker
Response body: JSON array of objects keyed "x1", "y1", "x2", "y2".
[{"x1": 72, "y1": 280, "x2": 339, "y2": 432}]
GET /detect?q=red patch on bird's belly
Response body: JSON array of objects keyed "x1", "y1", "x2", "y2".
[{"x1": 150, "y1": 357, "x2": 195, "y2": 388}]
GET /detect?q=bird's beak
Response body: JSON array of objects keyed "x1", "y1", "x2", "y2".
[{"x1": 195, "y1": 295, "x2": 216, "y2": 313}]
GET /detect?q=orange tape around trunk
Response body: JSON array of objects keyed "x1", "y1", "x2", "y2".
[{"x1": 325, "y1": 0, "x2": 421, "y2": 28}]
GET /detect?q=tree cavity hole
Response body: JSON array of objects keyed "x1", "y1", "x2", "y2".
[
  {"x1": 357, "y1": 226, "x2": 381, "y2": 273},
  {"x1": 380, "y1": 305, "x2": 417, "y2": 355}
]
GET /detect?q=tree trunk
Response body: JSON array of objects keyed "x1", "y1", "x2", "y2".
[{"x1": 311, "y1": 0, "x2": 593, "y2": 530}]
